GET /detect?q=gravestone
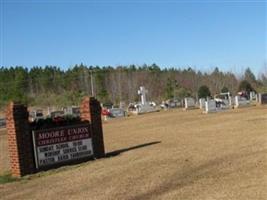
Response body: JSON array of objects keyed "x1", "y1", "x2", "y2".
[
  {"x1": 220, "y1": 99, "x2": 230, "y2": 109},
  {"x1": 219, "y1": 92, "x2": 232, "y2": 108},
  {"x1": 169, "y1": 100, "x2": 180, "y2": 108},
  {"x1": 230, "y1": 97, "x2": 235, "y2": 107},
  {"x1": 204, "y1": 100, "x2": 217, "y2": 113},
  {"x1": 249, "y1": 91, "x2": 257, "y2": 101},
  {"x1": 259, "y1": 93, "x2": 267, "y2": 105},
  {"x1": 184, "y1": 97, "x2": 195, "y2": 110},
  {"x1": 119, "y1": 101, "x2": 126, "y2": 109},
  {"x1": 133, "y1": 86, "x2": 158, "y2": 114},
  {"x1": 138, "y1": 86, "x2": 148, "y2": 105},
  {"x1": 234, "y1": 96, "x2": 250, "y2": 108},
  {"x1": 199, "y1": 98, "x2": 206, "y2": 109},
  {"x1": 161, "y1": 99, "x2": 180, "y2": 109},
  {"x1": 63, "y1": 106, "x2": 80, "y2": 117},
  {"x1": 109, "y1": 108, "x2": 126, "y2": 118}
]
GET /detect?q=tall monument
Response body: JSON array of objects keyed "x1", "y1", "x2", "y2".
[
  {"x1": 138, "y1": 86, "x2": 148, "y2": 105},
  {"x1": 135, "y1": 86, "x2": 158, "y2": 114}
]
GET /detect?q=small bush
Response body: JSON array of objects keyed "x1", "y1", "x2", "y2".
[{"x1": 198, "y1": 85, "x2": 211, "y2": 99}]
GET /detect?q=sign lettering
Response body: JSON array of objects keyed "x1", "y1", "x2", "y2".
[{"x1": 32, "y1": 124, "x2": 93, "y2": 168}]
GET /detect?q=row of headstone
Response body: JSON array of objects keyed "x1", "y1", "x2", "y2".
[
  {"x1": 161, "y1": 99, "x2": 181, "y2": 110},
  {"x1": 206, "y1": 93, "x2": 267, "y2": 110},
  {"x1": 187, "y1": 97, "x2": 225, "y2": 113},
  {"x1": 203, "y1": 93, "x2": 233, "y2": 113},
  {"x1": 247, "y1": 92, "x2": 267, "y2": 105},
  {"x1": 234, "y1": 92, "x2": 267, "y2": 108},
  {"x1": 123, "y1": 89, "x2": 266, "y2": 117}
]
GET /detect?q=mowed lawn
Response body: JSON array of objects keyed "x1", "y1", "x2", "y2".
[{"x1": 0, "y1": 106, "x2": 267, "y2": 200}]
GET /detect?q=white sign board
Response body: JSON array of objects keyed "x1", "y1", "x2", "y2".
[{"x1": 32, "y1": 124, "x2": 93, "y2": 168}]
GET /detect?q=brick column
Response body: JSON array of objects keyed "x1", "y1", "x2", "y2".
[
  {"x1": 6, "y1": 102, "x2": 35, "y2": 177},
  {"x1": 80, "y1": 97, "x2": 105, "y2": 158}
]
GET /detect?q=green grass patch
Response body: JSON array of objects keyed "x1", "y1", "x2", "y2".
[{"x1": 0, "y1": 173, "x2": 18, "y2": 184}]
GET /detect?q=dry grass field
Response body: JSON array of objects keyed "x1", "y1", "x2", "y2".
[{"x1": 0, "y1": 106, "x2": 266, "y2": 200}]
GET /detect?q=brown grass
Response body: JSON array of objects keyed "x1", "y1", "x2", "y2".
[{"x1": 0, "y1": 106, "x2": 267, "y2": 200}]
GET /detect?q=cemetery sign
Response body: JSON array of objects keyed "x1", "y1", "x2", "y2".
[{"x1": 32, "y1": 124, "x2": 93, "y2": 168}]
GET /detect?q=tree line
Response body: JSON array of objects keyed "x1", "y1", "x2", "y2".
[{"x1": 0, "y1": 63, "x2": 266, "y2": 109}]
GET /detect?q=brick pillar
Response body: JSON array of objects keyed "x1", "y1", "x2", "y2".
[
  {"x1": 6, "y1": 102, "x2": 35, "y2": 177},
  {"x1": 80, "y1": 97, "x2": 105, "y2": 158}
]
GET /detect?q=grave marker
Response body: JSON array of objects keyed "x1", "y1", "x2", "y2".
[
  {"x1": 138, "y1": 86, "x2": 148, "y2": 105},
  {"x1": 109, "y1": 108, "x2": 126, "y2": 118},
  {"x1": 234, "y1": 96, "x2": 250, "y2": 108},
  {"x1": 204, "y1": 100, "x2": 217, "y2": 113},
  {"x1": 184, "y1": 98, "x2": 195, "y2": 110},
  {"x1": 133, "y1": 86, "x2": 158, "y2": 114},
  {"x1": 250, "y1": 91, "x2": 256, "y2": 101},
  {"x1": 259, "y1": 93, "x2": 267, "y2": 105},
  {"x1": 199, "y1": 98, "x2": 206, "y2": 109}
]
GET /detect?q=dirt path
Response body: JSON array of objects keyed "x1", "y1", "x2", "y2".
[{"x1": 0, "y1": 106, "x2": 267, "y2": 200}]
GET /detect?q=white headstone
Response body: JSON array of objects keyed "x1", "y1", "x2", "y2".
[
  {"x1": 199, "y1": 98, "x2": 206, "y2": 109},
  {"x1": 133, "y1": 86, "x2": 159, "y2": 114},
  {"x1": 138, "y1": 86, "x2": 148, "y2": 105},
  {"x1": 204, "y1": 100, "x2": 217, "y2": 113},
  {"x1": 109, "y1": 108, "x2": 126, "y2": 118},
  {"x1": 221, "y1": 92, "x2": 231, "y2": 106},
  {"x1": 119, "y1": 101, "x2": 125, "y2": 109},
  {"x1": 235, "y1": 96, "x2": 241, "y2": 107},
  {"x1": 221, "y1": 99, "x2": 230, "y2": 109},
  {"x1": 229, "y1": 96, "x2": 232, "y2": 106},
  {"x1": 249, "y1": 91, "x2": 257, "y2": 101},
  {"x1": 184, "y1": 98, "x2": 195, "y2": 109},
  {"x1": 234, "y1": 96, "x2": 250, "y2": 108}
]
